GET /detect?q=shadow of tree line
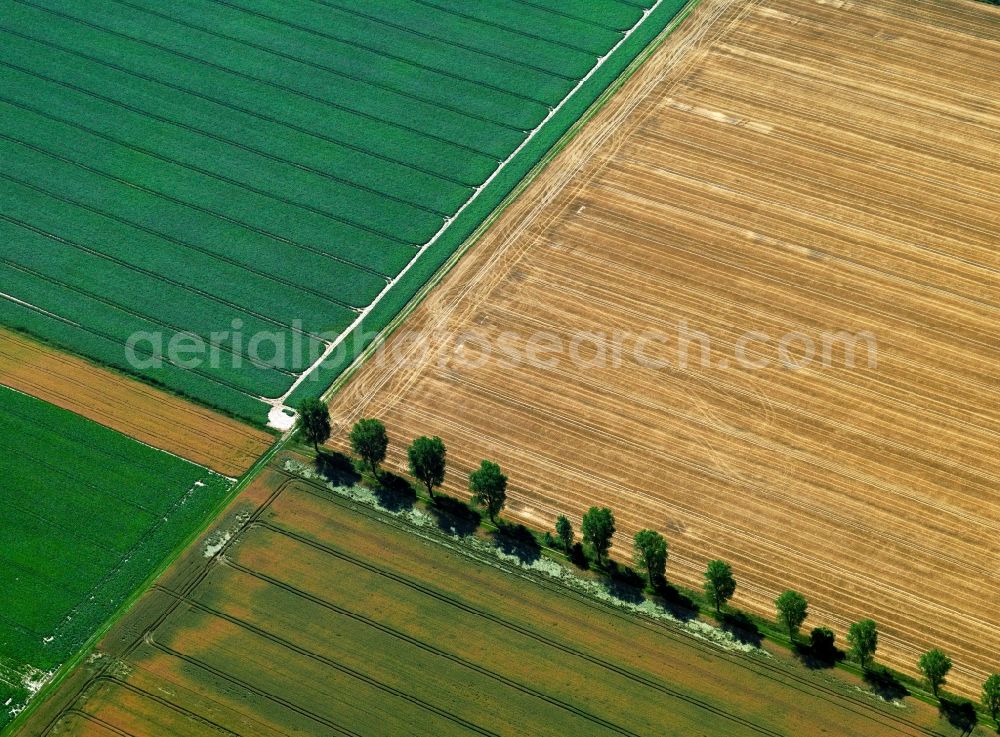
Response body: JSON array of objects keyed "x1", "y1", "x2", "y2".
[{"x1": 313, "y1": 452, "x2": 993, "y2": 736}]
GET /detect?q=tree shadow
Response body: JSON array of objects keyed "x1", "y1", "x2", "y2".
[
  {"x1": 602, "y1": 577, "x2": 645, "y2": 604},
  {"x1": 430, "y1": 495, "x2": 481, "y2": 537},
  {"x1": 315, "y1": 450, "x2": 361, "y2": 487},
  {"x1": 793, "y1": 640, "x2": 845, "y2": 669},
  {"x1": 567, "y1": 542, "x2": 589, "y2": 569},
  {"x1": 599, "y1": 562, "x2": 645, "y2": 604},
  {"x1": 492, "y1": 522, "x2": 541, "y2": 564},
  {"x1": 863, "y1": 665, "x2": 910, "y2": 702},
  {"x1": 720, "y1": 610, "x2": 763, "y2": 647},
  {"x1": 939, "y1": 697, "x2": 978, "y2": 736},
  {"x1": 655, "y1": 582, "x2": 699, "y2": 622},
  {"x1": 372, "y1": 471, "x2": 416, "y2": 513}
]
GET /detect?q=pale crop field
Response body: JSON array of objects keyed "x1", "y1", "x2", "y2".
[{"x1": 327, "y1": 0, "x2": 1000, "y2": 696}]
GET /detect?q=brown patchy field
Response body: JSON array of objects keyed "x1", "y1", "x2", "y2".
[
  {"x1": 0, "y1": 327, "x2": 272, "y2": 476},
  {"x1": 14, "y1": 452, "x2": 972, "y2": 737},
  {"x1": 326, "y1": 0, "x2": 1000, "y2": 696}
]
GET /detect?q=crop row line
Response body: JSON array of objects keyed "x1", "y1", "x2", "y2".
[
  {"x1": 148, "y1": 637, "x2": 372, "y2": 737},
  {"x1": 161, "y1": 590, "x2": 573, "y2": 737},
  {"x1": 0, "y1": 130, "x2": 392, "y2": 280},
  {"x1": 221, "y1": 558, "x2": 645, "y2": 736},
  {"x1": 66, "y1": 709, "x2": 150, "y2": 737},
  {"x1": 282, "y1": 472, "x2": 947, "y2": 737},
  {"x1": 116, "y1": 0, "x2": 532, "y2": 135},
  {"x1": 443, "y1": 337, "x2": 1000, "y2": 528},
  {"x1": 0, "y1": 172, "x2": 361, "y2": 314},
  {"x1": 309, "y1": 0, "x2": 576, "y2": 83},
  {"x1": 0, "y1": 521, "x2": 115, "y2": 595},
  {"x1": 0, "y1": 248, "x2": 302, "y2": 377},
  {"x1": 200, "y1": 0, "x2": 555, "y2": 110},
  {"x1": 727, "y1": 15, "x2": 997, "y2": 111},
  {"x1": 1, "y1": 90, "x2": 427, "y2": 248},
  {"x1": 632, "y1": 122, "x2": 1000, "y2": 262},
  {"x1": 0, "y1": 431, "x2": 160, "y2": 521},
  {"x1": 692, "y1": 60, "x2": 998, "y2": 174},
  {"x1": 257, "y1": 518, "x2": 788, "y2": 737},
  {"x1": 590, "y1": 179, "x2": 1000, "y2": 348},
  {"x1": 0, "y1": 525, "x2": 114, "y2": 603},
  {"x1": 0, "y1": 24, "x2": 478, "y2": 190},
  {"x1": 86, "y1": 677, "x2": 245, "y2": 737},
  {"x1": 508, "y1": 0, "x2": 638, "y2": 32},
  {"x1": 39, "y1": 475, "x2": 230, "y2": 653},
  {"x1": 16, "y1": 0, "x2": 504, "y2": 161},
  {"x1": 408, "y1": 0, "x2": 606, "y2": 56},
  {"x1": 0, "y1": 293, "x2": 280, "y2": 402},
  {"x1": 0, "y1": 196, "x2": 345, "y2": 345},
  {"x1": 0, "y1": 602, "x2": 55, "y2": 644},
  {"x1": 0, "y1": 59, "x2": 454, "y2": 220}
]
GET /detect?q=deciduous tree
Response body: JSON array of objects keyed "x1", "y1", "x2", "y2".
[
  {"x1": 703, "y1": 559, "x2": 736, "y2": 614},
  {"x1": 633, "y1": 529, "x2": 668, "y2": 587},
  {"x1": 349, "y1": 418, "x2": 388, "y2": 478},
  {"x1": 774, "y1": 590, "x2": 809, "y2": 642},
  {"x1": 918, "y1": 648, "x2": 952, "y2": 698},
  {"x1": 555, "y1": 515, "x2": 574, "y2": 552},
  {"x1": 847, "y1": 619, "x2": 878, "y2": 670},
  {"x1": 297, "y1": 398, "x2": 330, "y2": 452},
  {"x1": 581, "y1": 507, "x2": 615, "y2": 566},
  {"x1": 469, "y1": 460, "x2": 506, "y2": 523},
  {"x1": 407, "y1": 436, "x2": 446, "y2": 498},
  {"x1": 982, "y1": 673, "x2": 1000, "y2": 724}
]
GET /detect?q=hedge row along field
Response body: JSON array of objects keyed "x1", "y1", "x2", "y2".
[
  {"x1": 0, "y1": 0, "x2": 688, "y2": 425},
  {"x1": 0, "y1": 385, "x2": 231, "y2": 727}
]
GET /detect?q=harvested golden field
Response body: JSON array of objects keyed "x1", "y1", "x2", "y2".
[
  {"x1": 0, "y1": 327, "x2": 272, "y2": 476},
  {"x1": 327, "y1": 0, "x2": 1000, "y2": 697},
  {"x1": 15, "y1": 453, "x2": 969, "y2": 737}
]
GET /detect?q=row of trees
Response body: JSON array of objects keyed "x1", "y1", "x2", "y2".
[
  {"x1": 298, "y1": 402, "x2": 509, "y2": 522},
  {"x1": 559, "y1": 507, "x2": 1000, "y2": 722},
  {"x1": 297, "y1": 402, "x2": 1000, "y2": 725},
  {"x1": 556, "y1": 510, "x2": 737, "y2": 613}
]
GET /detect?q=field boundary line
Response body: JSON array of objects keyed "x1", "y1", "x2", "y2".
[
  {"x1": 312, "y1": 0, "x2": 704, "y2": 416},
  {"x1": 320, "y1": 0, "x2": 746, "y2": 428},
  {"x1": 274, "y1": 0, "x2": 676, "y2": 415}
]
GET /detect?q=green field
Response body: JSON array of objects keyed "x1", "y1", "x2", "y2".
[
  {"x1": 0, "y1": 0, "x2": 688, "y2": 424},
  {"x1": 0, "y1": 385, "x2": 231, "y2": 726}
]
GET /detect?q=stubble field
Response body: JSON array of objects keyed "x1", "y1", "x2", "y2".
[{"x1": 326, "y1": 0, "x2": 1000, "y2": 696}]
